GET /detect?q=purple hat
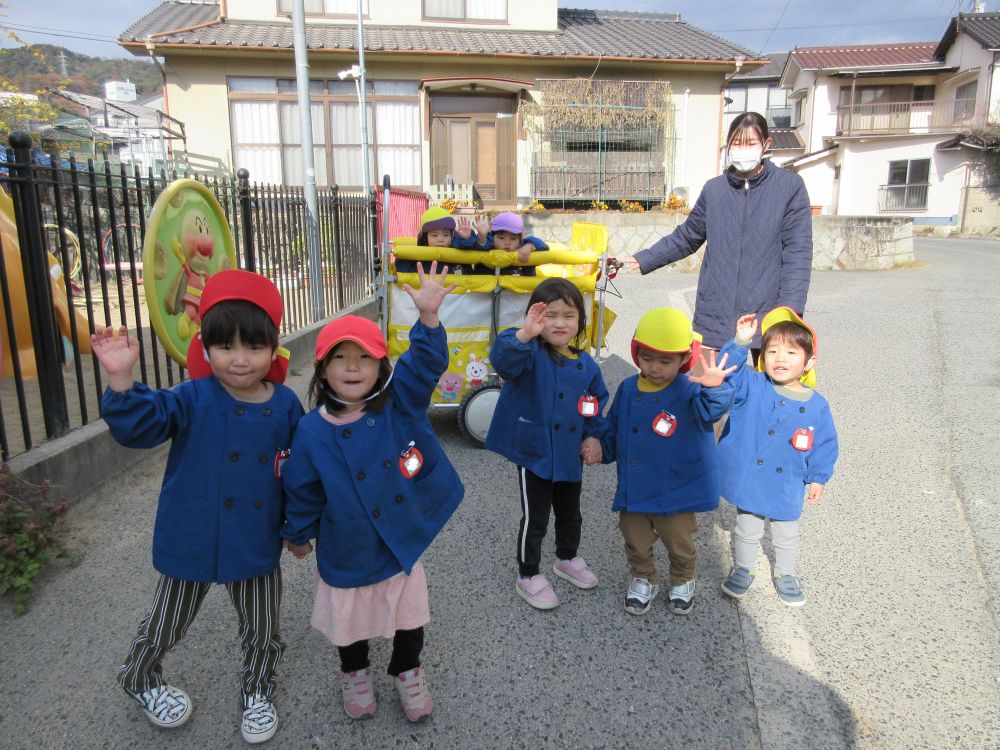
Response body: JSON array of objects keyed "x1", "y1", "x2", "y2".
[{"x1": 491, "y1": 212, "x2": 523, "y2": 235}]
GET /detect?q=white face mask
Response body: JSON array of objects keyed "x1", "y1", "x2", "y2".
[{"x1": 729, "y1": 145, "x2": 763, "y2": 172}]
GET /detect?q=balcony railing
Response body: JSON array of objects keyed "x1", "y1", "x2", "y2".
[
  {"x1": 836, "y1": 99, "x2": 979, "y2": 136},
  {"x1": 766, "y1": 105, "x2": 792, "y2": 128},
  {"x1": 878, "y1": 183, "x2": 929, "y2": 213}
]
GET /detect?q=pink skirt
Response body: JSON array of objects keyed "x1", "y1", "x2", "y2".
[{"x1": 310, "y1": 562, "x2": 430, "y2": 647}]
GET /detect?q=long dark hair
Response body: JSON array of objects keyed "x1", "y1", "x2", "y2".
[
  {"x1": 726, "y1": 111, "x2": 770, "y2": 148},
  {"x1": 526, "y1": 277, "x2": 588, "y2": 352},
  {"x1": 308, "y1": 345, "x2": 394, "y2": 414}
]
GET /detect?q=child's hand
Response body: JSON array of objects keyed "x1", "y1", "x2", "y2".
[
  {"x1": 580, "y1": 436, "x2": 602, "y2": 465},
  {"x1": 283, "y1": 539, "x2": 313, "y2": 559},
  {"x1": 473, "y1": 215, "x2": 490, "y2": 243},
  {"x1": 91, "y1": 325, "x2": 140, "y2": 391},
  {"x1": 455, "y1": 216, "x2": 472, "y2": 240},
  {"x1": 402, "y1": 261, "x2": 456, "y2": 327},
  {"x1": 687, "y1": 350, "x2": 737, "y2": 387},
  {"x1": 805, "y1": 483, "x2": 825, "y2": 505},
  {"x1": 516, "y1": 301, "x2": 547, "y2": 342},
  {"x1": 736, "y1": 314, "x2": 758, "y2": 341},
  {"x1": 517, "y1": 242, "x2": 533, "y2": 264}
]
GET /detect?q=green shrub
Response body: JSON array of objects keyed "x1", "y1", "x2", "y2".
[{"x1": 0, "y1": 466, "x2": 68, "y2": 614}]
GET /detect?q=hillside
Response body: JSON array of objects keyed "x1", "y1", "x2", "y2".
[{"x1": 0, "y1": 44, "x2": 159, "y2": 100}]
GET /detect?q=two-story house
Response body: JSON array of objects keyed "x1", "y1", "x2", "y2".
[
  {"x1": 779, "y1": 12, "x2": 1000, "y2": 226},
  {"x1": 118, "y1": 0, "x2": 759, "y2": 207}
]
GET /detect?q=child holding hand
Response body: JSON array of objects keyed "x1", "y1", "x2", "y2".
[
  {"x1": 281, "y1": 261, "x2": 464, "y2": 723},
  {"x1": 717, "y1": 309, "x2": 839, "y2": 607},
  {"x1": 96, "y1": 270, "x2": 303, "y2": 744},
  {"x1": 486, "y1": 278, "x2": 608, "y2": 610},
  {"x1": 583, "y1": 308, "x2": 735, "y2": 615}
]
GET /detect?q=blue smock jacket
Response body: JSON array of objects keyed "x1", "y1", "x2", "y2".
[
  {"x1": 485, "y1": 328, "x2": 608, "y2": 483},
  {"x1": 717, "y1": 340, "x2": 838, "y2": 521},
  {"x1": 281, "y1": 321, "x2": 464, "y2": 589},
  {"x1": 634, "y1": 160, "x2": 813, "y2": 349},
  {"x1": 600, "y1": 374, "x2": 733, "y2": 515},
  {"x1": 101, "y1": 378, "x2": 304, "y2": 583}
]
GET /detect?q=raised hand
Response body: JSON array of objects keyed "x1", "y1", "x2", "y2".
[
  {"x1": 91, "y1": 325, "x2": 140, "y2": 392},
  {"x1": 402, "y1": 260, "x2": 456, "y2": 326},
  {"x1": 473, "y1": 215, "x2": 491, "y2": 244},
  {"x1": 687, "y1": 349, "x2": 737, "y2": 387},
  {"x1": 455, "y1": 216, "x2": 473, "y2": 240},
  {"x1": 517, "y1": 301, "x2": 548, "y2": 342},
  {"x1": 736, "y1": 314, "x2": 758, "y2": 341}
]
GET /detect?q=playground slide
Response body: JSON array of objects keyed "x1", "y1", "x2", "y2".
[{"x1": 0, "y1": 187, "x2": 92, "y2": 378}]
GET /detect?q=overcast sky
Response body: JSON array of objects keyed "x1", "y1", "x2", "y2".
[{"x1": 0, "y1": 0, "x2": 991, "y2": 59}]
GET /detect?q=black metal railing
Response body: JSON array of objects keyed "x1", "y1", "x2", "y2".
[{"x1": 0, "y1": 132, "x2": 377, "y2": 461}]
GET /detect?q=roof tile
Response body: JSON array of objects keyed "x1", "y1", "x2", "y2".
[{"x1": 790, "y1": 42, "x2": 937, "y2": 71}]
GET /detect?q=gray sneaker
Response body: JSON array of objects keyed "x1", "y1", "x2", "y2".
[
  {"x1": 667, "y1": 579, "x2": 696, "y2": 615},
  {"x1": 624, "y1": 577, "x2": 659, "y2": 615},
  {"x1": 126, "y1": 684, "x2": 192, "y2": 728},
  {"x1": 721, "y1": 566, "x2": 756, "y2": 599},
  {"x1": 774, "y1": 575, "x2": 806, "y2": 607}
]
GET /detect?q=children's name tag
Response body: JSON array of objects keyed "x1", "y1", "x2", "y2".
[
  {"x1": 791, "y1": 427, "x2": 814, "y2": 451},
  {"x1": 652, "y1": 411, "x2": 677, "y2": 437},
  {"x1": 399, "y1": 441, "x2": 424, "y2": 478},
  {"x1": 274, "y1": 448, "x2": 290, "y2": 478},
  {"x1": 578, "y1": 394, "x2": 598, "y2": 417}
]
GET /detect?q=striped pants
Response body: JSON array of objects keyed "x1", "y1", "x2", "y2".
[{"x1": 118, "y1": 568, "x2": 284, "y2": 700}]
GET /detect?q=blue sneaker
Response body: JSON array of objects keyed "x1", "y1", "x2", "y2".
[
  {"x1": 774, "y1": 575, "x2": 806, "y2": 607},
  {"x1": 721, "y1": 566, "x2": 756, "y2": 599}
]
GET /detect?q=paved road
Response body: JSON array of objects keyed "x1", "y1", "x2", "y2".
[{"x1": 1, "y1": 237, "x2": 997, "y2": 749}]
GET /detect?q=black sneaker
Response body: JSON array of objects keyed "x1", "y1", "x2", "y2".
[{"x1": 624, "y1": 577, "x2": 659, "y2": 615}]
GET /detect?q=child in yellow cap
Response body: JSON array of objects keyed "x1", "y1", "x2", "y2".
[
  {"x1": 717, "y1": 308, "x2": 839, "y2": 607},
  {"x1": 581, "y1": 308, "x2": 736, "y2": 615}
]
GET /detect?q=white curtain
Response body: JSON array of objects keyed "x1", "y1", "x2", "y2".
[
  {"x1": 232, "y1": 101, "x2": 279, "y2": 143},
  {"x1": 279, "y1": 102, "x2": 325, "y2": 145},
  {"x1": 234, "y1": 147, "x2": 282, "y2": 184},
  {"x1": 468, "y1": 0, "x2": 505, "y2": 20},
  {"x1": 282, "y1": 146, "x2": 329, "y2": 186},
  {"x1": 324, "y1": 0, "x2": 368, "y2": 12},
  {"x1": 425, "y1": 0, "x2": 463, "y2": 17}
]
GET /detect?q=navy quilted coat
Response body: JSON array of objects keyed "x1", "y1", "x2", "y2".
[{"x1": 634, "y1": 160, "x2": 813, "y2": 349}]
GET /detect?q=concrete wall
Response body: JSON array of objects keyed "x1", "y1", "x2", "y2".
[{"x1": 522, "y1": 211, "x2": 914, "y2": 271}]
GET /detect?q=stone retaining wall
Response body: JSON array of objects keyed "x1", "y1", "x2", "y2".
[{"x1": 521, "y1": 212, "x2": 914, "y2": 271}]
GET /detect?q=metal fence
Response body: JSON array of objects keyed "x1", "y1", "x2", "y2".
[
  {"x1": 0, "y1": 133, "x2": 378, "y2": 461},
  {"x1": 878, "y1": 183, "x2": 929, "y2": 213}
]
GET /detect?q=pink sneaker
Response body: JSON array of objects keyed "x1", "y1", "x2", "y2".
[
  {"x1": 516, "y1": 574, "x2": 560, "y2": 609},
  {"x1": 340, "y1": 667, "x2": 377, "y2": 720},
  {"x1": 394, "y1": 667, "x2": 433, "y2": 722},
  {"x1": 552, "y1": 556, "x2": 598, "y2": 589}
]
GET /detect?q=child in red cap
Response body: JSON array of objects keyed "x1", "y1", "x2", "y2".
[
  {"x1": 280, "y1": 261, "x2": 464, "y2": 724},
  {"x1": 93, "y1": 270, "x2": 304, "y2": 744}
]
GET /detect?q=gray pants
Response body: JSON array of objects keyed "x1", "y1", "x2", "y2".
[{"x1": 733, "y1": 510, "x2": 800, "y2": 577}]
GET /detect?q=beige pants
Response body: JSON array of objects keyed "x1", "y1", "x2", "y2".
[{"x1": 618, "y1": 510, "x2": 697, "y2": 586}]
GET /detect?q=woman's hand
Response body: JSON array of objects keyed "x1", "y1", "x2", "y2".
[
  {"x1": 516, "y1": 301, "x2": 548, "y2": 342},
  {"x1": 735, "y1": 314, "x2": 758, "y2": 341},
  {"x1": 403, "y1": 261, "x2": 456, "y2": 327},
  {"x1": 687, "y1": 350, "x2": 737, "y2": 387}
]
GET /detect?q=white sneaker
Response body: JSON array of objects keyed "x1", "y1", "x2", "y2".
[
  {"x1": 624, "y1": 577, "x2": 659, "y2": 615},
  {"x1": 126, "y1": 684, "x2": 192, "y2": 728},
  {"x1": 668, "y1": 579, "x2": 696, "y2": 615},
  {"x1": 241, "y1": 692, "x2": 278, "y2": 744}
]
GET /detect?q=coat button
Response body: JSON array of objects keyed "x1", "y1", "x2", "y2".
[
  {"x1": 799, "y1": 406, "x2": 806, "y2": 413},
  {"x1": 630, "y1": 459, "x2": 639, "y2": 466},
  {"x1": 383, "y1": 459, "x2": 391, "y2": 469},
  {"x1": 262, "y1": 407, "x2": 271, "y2": 416},
  {"x1": 259, "y1": 454, "x2": 269, "y2": 463},
  {"x1": 577, "y1": 363, "x2": 583, "y2": 369},
  {"x1": 558, "y1": 392, "x2": 564, "y2": 399},
  {"x1": 570, "y1": 426, "x2": 576, "y2": 433},
  {"x1": 372, "y1": 508, "x2": 381, "y2": 518},
  {"x1": 367, "y1": 417, "x2": 376, "y2": 427},
  {"x1": 757, "y1": 458, "x2": 764, "y2": 465},
  {"x1": 767, "y1": 429, "x2": 775, "y2": 436},
  {"x1": 254, "y1": 499, "x2": 263, "y2": 509},
  {"x1": 230, "y1": 452, "x2": 240, "y2": 462},
  {"x1": 779, "y1": 400, "x2": 786, "y2": 406},
  {"x1": 343, "y1": 429, "x2": 351, "y2": 438},
  {"x1": 357, "y1": 471, "x2": 366, "y2": 480},
  {"x1": 224, "y1": 497, "x2": 234, "y2": 508},
  {"x1": 235, "y1": 407, "x2": 245, "y2": 416},
  {"x1": 632, "y1": 426, "x2": 638, "y2": 433},
  {"x1": 395, "y1": 494, "x2": 404, "y2": 504},
  {"x1": 559, "y1": 360, "x2": 565, "y2": 367},
  {"x1": 776, "y1": 467, "x2": 783, "y2": 473},
  {"x1": 554, "y1": 423, "x2": 560, "y2": 430}
]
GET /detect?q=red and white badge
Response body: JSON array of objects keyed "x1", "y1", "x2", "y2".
[
  {"x1": 578, "y1": 394, "x2": 599, "y2": 417},
  {"x1": 791, "y1": 427, "x2": 814, "y2": 452},
  {"x1": 399, "y1": 441, "x2": 424, "y2": 478},
  {"x1": 651, "y1": 411, "x2": 677, "y2": 438},
  {"x1": 274, "y1": 448, "x2": 290, "y2": 478}
]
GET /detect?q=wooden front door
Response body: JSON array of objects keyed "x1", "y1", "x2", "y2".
[{"x1": 431, "y1": 113, "x2": 515, "y2": 205}]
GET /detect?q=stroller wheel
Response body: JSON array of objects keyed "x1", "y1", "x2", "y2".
[{"x1": 457, "y1": 382, "x2": 501, "y2": 447}]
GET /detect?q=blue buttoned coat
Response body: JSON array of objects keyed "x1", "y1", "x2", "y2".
[
  {"x1": 280, "y1": 321, "x2": 464, "y2": 589},
  {"x1": 485, "y1": 328, "x2": 609, "y2": 483},
  {"x1": 599, "y1": 374, "x2": 733, "y2": 515},
  {"x1": 101, "y1": 378, "x2": 304, "y2": 583},
  {"x1": 717, "y1": 340, "x2": 838, "y2": 521}
]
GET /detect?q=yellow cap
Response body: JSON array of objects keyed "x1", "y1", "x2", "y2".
[
  {"x1": 757, "y1": 306, "x2": 817, "y2": 387},
  {"x1": 631, "y1": 308, "x2": 701, "y2": 372},
  {"x1": 420, "y1": 206, "x2": 456, "y2": 232}
]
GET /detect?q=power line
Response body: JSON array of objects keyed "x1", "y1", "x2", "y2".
[
  {"x1": 2, "y1": 22, "x2": 120, "y2": 45},
  {"x1": 756, "y1": 0, "x2": 792, "y2": 55},
  {"x1": 709, "y1": 15, "x2": 957, "y2": 34}
]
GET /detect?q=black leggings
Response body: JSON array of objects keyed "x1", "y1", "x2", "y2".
[
  {"x1": 516, "y1": 467, "x2": 583, "y2": 578},
  {"x1": 337, "y1": 627, "x2": 424, "y2": 676}
]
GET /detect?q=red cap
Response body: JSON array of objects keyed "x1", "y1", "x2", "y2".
[
  {"x1": 315, "y1": 315, "x2": 387, "y2": 361},
  {"x1": 185, "y1": 270, "x2": 289, "y2": 382}
]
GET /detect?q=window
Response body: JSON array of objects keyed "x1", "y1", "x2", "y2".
[
  {"x1": 424, "y1": 0, "x2": 506, "y2": 21},
  {"x1": 913, "y1": 85, "x2": 935, "y2": 102},
  {"x1": 954, "y1": 80, "x2": 978, "y2": 120},
  {"x1": 228, "y1": 76, "x2": 422, "y2": 188},
  {"x1": 882, "y1": 159, "x2": 929, "y2": 212},
  {"x1": 277, "y1": 0, "x2": 368, "y2": 14},
  {"x1": 766, "y1": 85, "x2": 790, "y2": 127},
  {"x1": 724, "y1": 86, "x2": 747, "y2": 114}
]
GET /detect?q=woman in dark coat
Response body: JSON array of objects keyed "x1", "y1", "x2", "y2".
[{"x1": 633, "y1": 112, "x2": 813, "y2": 359}]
